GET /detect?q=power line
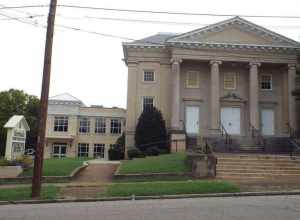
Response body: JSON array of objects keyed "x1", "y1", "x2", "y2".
[
  {"x1": 0, "y1": 15, "x2": 44, "y2": 21},
  {"x1": 0, "y1": 11, "x2": 135, "y2": 41},
  {"x1": 1, "y1": 4, "x2": 300, "y2": 19},
  {"x1": 0, "y1": 5, "x2": 48, "y2": 10},
  {"x1": 81, "y1": 15, "x2": 300, "y2": 29},
  {"x1": 58, "y1": 4, "x2": 300, "y2": 19}
]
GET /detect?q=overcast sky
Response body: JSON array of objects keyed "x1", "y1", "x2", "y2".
[{"x1": 0, "y1": 0, "x2": 299, "y2": 108}]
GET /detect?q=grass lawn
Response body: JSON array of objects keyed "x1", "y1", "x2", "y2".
[
  {"x1": 20, "y1": 158, "x2": 87, "y2": 177},
  {"x1": 101, "y1": 180, "x2": 240, "y2": 197},
  {"x1": 0, "y1": 185, "x2": 58, "y2": 201},
  {"x1": 119, "y1": 153, "x2": 190, "y2": 174}
]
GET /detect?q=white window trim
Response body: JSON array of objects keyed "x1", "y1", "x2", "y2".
[
  {"x1": 95, "y1": 117, "x2": 106, "y2": 134},
  {"x1": 53, "y1": 115, "x2": 69, "y2": 132},
  {"x1": 224, "y1": 72, "x2": 237, "y2": 90},
  {"x1": 143, "y1": 70, "x2": 155, "y2": 83},
  {"x1": 142, "y1": 96, "x2": 155, "y2": 111},
  {"x1": 260, "y1": 74, "x2": 273, "y2": 91},
  {"x1": 52, "y1": 143, "x2": 67, "y2": 158},
  {"x1": 185, "y1": 71, "x2": 200, "y2": 89},
  {"x1": 110, "y1": 118, "x2": 122, "y2": 135}
]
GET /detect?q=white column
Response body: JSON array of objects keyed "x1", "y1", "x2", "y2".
[
  {"x1": 171, "y1": 58, "x2": 182, "y2": 131},
  {"x1": 210, "y1": 60, "x2": 222, "y2": 131},
  {"x1": 249, "y1": 62, "x2": 260, "y2": 129},
  {"x1": 288, "y1": 64, "x2": 297, "y2": 129}
]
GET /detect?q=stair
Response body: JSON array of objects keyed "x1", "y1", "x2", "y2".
[
  {"x1": 239, "y1": 144, "x2": 264, "y2": 152},
  {"x1": 216, "y1": 153, "x2": 300, "y2": 182}
]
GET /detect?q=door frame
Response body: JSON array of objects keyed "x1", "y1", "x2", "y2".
[
  {"x1": 261, "y1": 108, "x2": 275, "y2": 136},
  {"x1": 220, "y1": 107, "x2": 241, "y2": 135},
  {"x1": 184, "y1": 105, "x2": 200, "y2": 136}
]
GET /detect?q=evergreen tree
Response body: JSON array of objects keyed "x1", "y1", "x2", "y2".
[{"x1": 135, "y1": 107, "x2": 168, "y2": 152}]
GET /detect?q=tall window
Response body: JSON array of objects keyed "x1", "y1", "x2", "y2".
[
  {"x1": 111, "y1": 119, "x2": 122, "y2": 134},
  {"x1": 143, "y1": 96, "x2": 154, "y2": 110},
  {"x1": 52, "y1": 143, "x2": 67, "y2": 158},
  {"x1": 54, "y1": 116, "x2": 68, "y2": 132},
  {"x1": 94, "y1": 144, "x2": 105, "y2": 158},
  {"x1": 78, "y1": 143, "x2": 89, "y2": 157},
  {"x1": 224, "y1": 73, "x2": 236, "y2": 90},
  {"x1": 186, "y1": 71, "x2": 199, "y2": 88},
  {"x1": 79, "y1": 117, "x2": 90, "y2": 133},
  {"x1": 143, "y1": 70, "x2": 155, "y2": 82},
  {"x1": 95, "y1": 117, "x2": 106, "y2": 134},
  {"x1": 261, "y1": 74, "x2": 272, "y2": 90}
]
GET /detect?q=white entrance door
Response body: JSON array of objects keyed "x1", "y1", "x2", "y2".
[
  {"x1": 185, "y1": 106, "x2": 199, "y2": 135},
  {"x1": 221, "y1": 107, "x2": 241, "y2": 135},
  {"x1": 261, "y1": 109, "x2": 274, "y2": 135}
]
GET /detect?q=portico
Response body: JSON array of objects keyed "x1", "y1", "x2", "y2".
[{"x1": 123, "y1": 16, "x2": 300, "y2": 153}]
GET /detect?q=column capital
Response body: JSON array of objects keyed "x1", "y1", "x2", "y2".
[
  {"x1": 249, "y1": 62, "x2": 261, "y2": 67},
  {"x1": 288, "y1": 63, "x2": 297, "y2": 70},
  {"x1": 210, "y1": 60, "x2": 222, "y2": 65},
  {"x1": 170, "y1": 58, "x2": 182, "y2": 64}
]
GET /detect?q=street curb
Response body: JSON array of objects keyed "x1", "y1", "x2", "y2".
[{"x1": 1, "y1": 191, "x2": 300, "y2": 205}]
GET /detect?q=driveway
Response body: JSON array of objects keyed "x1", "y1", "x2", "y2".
[{"x1": 1, "y1": 195, "x2": 300, "y2": 220}]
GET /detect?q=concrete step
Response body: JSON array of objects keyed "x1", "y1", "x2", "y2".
[
  {"x1": 217, "y1": 164, "x2": 300, "y2": 171},
  {"x1": 217, "y1": 172, "x2": 300, "y2": 177},
  {"x1": 217, "y1": 157, "x2": 300, "y2": 162},
  {"x1": 217, "y1": 168, "x2": 300, "y2": 175}
]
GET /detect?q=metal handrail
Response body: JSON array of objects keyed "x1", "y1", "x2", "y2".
[
  {"x1": 286, "y1": 123, "x2": 300, "y2": 157},
  {"x1": 219, "y1": 122, "x2": 232, "y2": 145},
  {"x1": 249, "y1": 123, "x2": 265, "y2": 146}
]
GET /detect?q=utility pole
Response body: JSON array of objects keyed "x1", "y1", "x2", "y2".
[{"x1": 31, "y1": 0, "x2": 57, "y2": 198}]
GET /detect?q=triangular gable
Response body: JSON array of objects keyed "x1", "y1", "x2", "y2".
[
  {"x1": 4, "y1": 115, "x2": 30, "y2": 131},
  {"x1": 167, "y1": 16, "x2": 300, "y2": 48}
]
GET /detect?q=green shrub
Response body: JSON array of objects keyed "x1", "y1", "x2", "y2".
[
  {"x1": 16, "y1": 155, "x2": 33, "y2": 169},
  {"x1": 0, "y1": 158, "x2": 11, "y2": 166},
  {"x1": 109, "y1": 145, "x2": 124, "y2": 160},
  {"x1": 135, "y1": 107, "x2": 168, "y2": 153},
  {"x1": 127, "y1": 148, "x2": 146, "y2": 159},
  {"x1": 145, "y1": 146, "x2": 160, "y2": 156}
]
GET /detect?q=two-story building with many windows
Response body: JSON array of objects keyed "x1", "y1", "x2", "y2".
[{"x1": 44, "y1": 93, "x2": 126, "y2": 159}]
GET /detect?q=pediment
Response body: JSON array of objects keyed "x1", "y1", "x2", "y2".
[
  {"x1": 167, "y1": 17, "x2": 300, "y2": 48},
  {"x1": 220, "y1": 93, "x2": 247, "y2": 103}
]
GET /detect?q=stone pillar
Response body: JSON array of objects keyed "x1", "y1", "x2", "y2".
[
  {"x1": 282, "y1": 70, "x2": 289, "y2": 133},
  {"x1": 288, "y1": 64, "x2": 297, "y2": 129},
  {"x1": 171, "y1": 58, "x2": 182, "y2": 131},
  {"x1": 210, "y1": 60, "x2": 222, "y2": 132},
  {"x1": 249, "y1": 62, "x2": 260, "y2": 129}
]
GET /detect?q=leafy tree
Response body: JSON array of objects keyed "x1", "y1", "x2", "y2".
[
  {"x1": 0, "y1": 89, "x2": 39, "y2": 156},
  {"x1": 135, "y1": 107, "x2": 168, "y2": 152}
]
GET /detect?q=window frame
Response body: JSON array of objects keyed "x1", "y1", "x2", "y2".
[
  {"x1": 142, "y1": 96, "x2": 154, "y2": 111},
  {"x1": 186, "y1": 71, "x2": 200, "y2": 89},
  {"x1": 143, "y1": 70, "x2": 155, "y2": 82},
  {"x1": 110, "y1": 119, "x2": 122, "y2": 134},
  {"x1": 223, "y1": 72, "x2": 237, "y2": 90},
  {"x1": 260, "y1": 74, "x2": 273, "y2": 91},
  {"x1": 52, "y1": 143, "x2": 67, "y2": 158},
  {"x1": 95, "y1": 117, "x2": 106, "y2": 134},
  {"x1": 53, "y1": 116, "x2": 68, "y2": 132},
  {"x1": 78, "y1": 117, "x2": 90, "y2": 134},
  {"x1": 94, "y1": 143, "x2": 105, "y2": 158},
  {"x1": 78, "y1": 143, "x2": 89, "y2": 158}
]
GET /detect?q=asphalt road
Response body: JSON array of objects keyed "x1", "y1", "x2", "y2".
[{"x1": 1, "y1": 195, "x2": 300, "y2": 220}]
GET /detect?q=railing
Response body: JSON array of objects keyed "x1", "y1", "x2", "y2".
[
  {"x1": 286, "y1": 123, "x2": 300, "y2": 157},
  {"x1": 219, "y1": 122, "x2": 232, "y2": 145},
  {"x1": 249, "y1": 123, "x2": 265, "y2": 147}
]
